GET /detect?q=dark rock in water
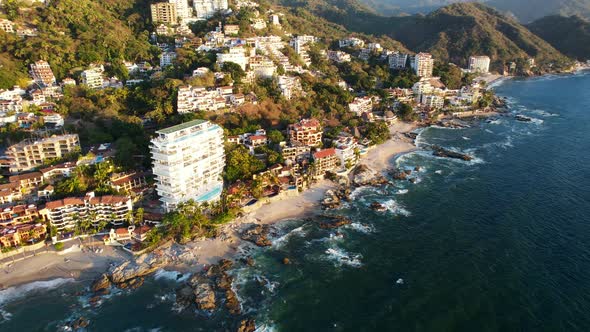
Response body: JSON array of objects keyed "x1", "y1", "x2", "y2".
[
  {"x1": 240, "y1": 224, "x2": 272, "y2": 247},
  {"x1": 432, "y1": 146, "x2": 473, "y2": 161},
  {"x1": 282, "y1": 257, "x2": 292, "y2": 265},
  {"x1": 404, "y1": 132, "x2": 418, "y2": 140},
  {"x1": 108, "y1": 253, "x2": 169, "y2": 285},
  {"x1": 515, "y1": 114, "x2": 532, "y2": 122},
  {"x1": 322, "y1": 189, "x2": 341, "y2": 209},
  {"x1": 319, "y1": 215, "x2": 352, "y2": 229},
  {"x1": 194, "y1": 282, "x2": 216, "y2": 311},
  {"x1": 237, "y1": 319, "x2": 256, "y2": 332},
  {"x1": 241, "y1": 256, "x2": 254, "y2": 266},
  {"x1": 414, "y1": 166, "x2": 422, "y2": 172},
  {"x1": 389, "y1": 169, "x2": 408, "y2": 180},
  {"x1": 71, "y1": 317, "x2": 89, "y2": 329},
  {"x1": 225, "y1": 288, "x2": 241, "y2": 315},
  {"x1": 91, "y1": 274, "x2": 110, "y2": 293},
  {"x1": 409, "y1": 178, "x2": 417, "y2": 184},
  {"x1": 96, "y1": 288, "x2": 110, "y2": 296},
  {"x1": 370, "y1": 202, "x2": 387, "y2": 212},
  {"x1": 404, "y1": 169, "x2": 412, "y2": 175},
  {"x1": 89, "y1": 296, "x2": 101, "y2": 306},
  {"x1": 176, "y1": 285, "x2": 195, "y2": 308},
  {"x1": 216, "y1": 272, "x2": 233, "y2": 290},
  {"x1": 353, "y1": 164, "x2": 389, "y2": 187}
]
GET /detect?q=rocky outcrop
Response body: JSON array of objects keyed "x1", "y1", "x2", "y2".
[
  {"x1": 237, "y1": 319, "x2": 256, "y2": 332},
  {"x1": 370, "y1": 202, "x2": 387, "y2": 212},
  {"x1": 194, "y1": 282, "x2": 217, "y2": 311},
  {"x1": 322, "y1": 189, "x2": 341, "y2": 209},
  {"x1": 108, "y1": 253, "x2": 169, "y2": 285},
  {"x1": 389, "y1": 169, "x2": 409, "y2": 180},
  {"x1": 353, "y1": 164, "x2": 388, "y2": 187},
  {"x1": 319, "y1": 215, "x2": 352, "y2": 229},
  {"x1": 435, "y1": 120, "x2": 470, "y2": 128},
  {"x1": 91, "y1": 274, "x2": 111, "y2": 293},
  {"x1": 176, "y1": 285, "x2": 195, "y2": 308},
  {"x1": 432, "y1": 146, "x2": 473, "y2": 161},
  {"x1": 282, "y1": 257, "x2": 292, "y2": 265},
  {"x1": 240, "y1": 225, "x2": 272, "y2": 247},
  {"x1": 70, "y1": 317, "x2": 89, "y2": 330}
]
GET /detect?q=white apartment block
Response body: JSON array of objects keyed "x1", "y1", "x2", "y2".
[
  {"x1": 160, "y1": 52, "x2": 177, "y2": 67},
  {"x1": 411, "y1": 53, "x2": 434, "y2": 78},
  {"x1": 177, "y1": 85, "x2": 232, "y2": 113},
  {"x1": 81, "y1": 68, "x2": 104, "y2": 89},
  {"x1": 339, "y1": 37, "x2": 364, "y2": 48},
  {"x1": 270, "y1": 14, "x2": 280, "y2": 26},
  {"x1": 151, "y1": 120, "x2": 225, "y2": 212},
  {"x1": 44, "y1": 193, "x2": 133, "y2": 231},
  {"x1": 277, "y1": 75, "x2": 302, "y2": 100},
  {"x1": 327, "y1": 50, "x2": 351, "y2": 63},
  {"x1": 151, "y1": 2, "x2": 178, "y2": 24},
  {"x1": 334, "y1": 136, "x2": 359, "y2": 169},
  {"x1": 216, "y1": 47, "x2": 248, "y2": 70},
  {"x1": 389, "y1": 52, "x2": 409, "y2": 69},
  {"x1": 251, "y1": 18, "x2": 267, "y2": 30},
  {"x1": 30, "y1": 60, "x2": 56, "y2": 87},
  {"x1": 348, "y1": 96, "x2": 373, "y2": 116},
  {"x1": 193, "y1": 0, "x2": 228, "y2": 20},
  {"x1": 169, "y1": 0, "x2": 190, "y2": 19},
  {"x1": 469, "y1": 56, "x2": 490, "y2": 74},
  {"x1": 249, "y1": 56, "x2": 276, "y2": 78},
  {"x1": 290, "y1": 35, "x2": 316, "y2": 66},
  {"x1": 419, "y1": 94, "x2": 445, "y2": 110},
  {"x1": 7, "y1": 134, "x2": 80, "y2": 173},
  {"x1": 0, "y1": 19, "x2": 14, "y2": 33}
]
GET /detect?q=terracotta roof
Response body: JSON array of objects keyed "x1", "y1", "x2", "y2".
[
  {"x1": 313, "y1": 148, "x2": 336, "y2": 159},
  {"x1": 115, "y1": 228, "x2": 129, "y2": 235},
  {"x1": 9, "y1": 172, "x2": 42, "y2": 182},
  {"x1": 45, "y1": 197, "x2": 85, "y2": 209},
  {"x1": 248, "y1": 135, "x2": 266, "y2": 141},
  {"x1": 89, "y1": 195, "x2": 129, "y2": 205},
  {"x1": 133, "y1": 225, "x2": 151, "y2": 235}
]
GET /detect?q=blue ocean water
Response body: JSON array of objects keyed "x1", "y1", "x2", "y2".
[{"x1": 1, "y1": 72, "x2": 590, "y2": 331}]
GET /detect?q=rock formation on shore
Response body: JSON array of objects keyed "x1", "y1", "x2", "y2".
[
  {"x1": 240, "y1": 224, "x2": 272, "y2": 247},
  {"x1": 352, "y1": 164, "x2": 389, "y2": 187}
]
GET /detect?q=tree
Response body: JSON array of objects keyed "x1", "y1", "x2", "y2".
[
  {"x1": 221, "y1": 62, "x2": 246, "y2": 83},
  {"x1": 224, "y1": 145, "x2": 265, "y2": 182},
  {"x1": 134, "y1": 207, "x2": 144, "y2": 225},
  {"x1": 267, "y1": 130, "x2": 285, "y2": 145}
]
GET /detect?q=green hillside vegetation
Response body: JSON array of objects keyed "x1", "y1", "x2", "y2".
[
  {"x1": 0, "y1": 0, "x2": 158, "y2": 88},
  {"x1": 488, "y1": 0, "x2": 590, "y2": 23},
  {"x1": 528, "y1": 15, "x2": 590, "y2": 60},
  {"x1": 277, "y1": 1, "x2": 572, "y2": 71}
]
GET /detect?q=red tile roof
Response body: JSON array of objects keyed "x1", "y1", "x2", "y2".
[{"x1": 313, "y1": 148, "x2": 336, "y2": 159}]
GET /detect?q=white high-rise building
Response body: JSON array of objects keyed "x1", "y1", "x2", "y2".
[
  {"x1": 81, "y1": 67, "x2": 104, "y2": 89},
  {"x1": 193, "y1": 0, "x2": 228, "y2": 20},
  {"x1": 30, "y1": 60, "x2": 56, "y2": 87},
  {"x1": 169, "y1": 0, "x2": 190, "y2": 18},
  {"x1": 411, "y1": 52, "x2": 434, "y2": 78},
  {"x1": 388, "y1": 52, "x2": 409, "y2": 69},
  {"x1": 216, "y1": 47, "x2": 248, "y2": 70},
  {"x1": 151, "y1": 120, "x2": 225, "y2": 212},
  {"x1": 469, "y1": 56, "x2": 491, "y2": 74}
]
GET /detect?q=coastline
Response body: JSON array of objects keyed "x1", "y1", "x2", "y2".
[{"x1": 0, "y1": 121, "x2": 419, "y2": 290}]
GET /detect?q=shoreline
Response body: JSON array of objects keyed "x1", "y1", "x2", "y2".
[{"x1": 0, "y1": 121, "x2": 419, "y2": 290}]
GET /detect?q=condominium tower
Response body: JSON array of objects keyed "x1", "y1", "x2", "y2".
[
  {"x1": 30, "y1": 60, "x2": 56, "y2": 87},
  {"x1": 7, "y1": 134, "x2": 80, "y2": 173},
  {"x1": 150, "y1": 120, "x2": 225, "y2": 211},
  {"x1": 411, "y1": 52, "x2": 434, "y2": 78}
]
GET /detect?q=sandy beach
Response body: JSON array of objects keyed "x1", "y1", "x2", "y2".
[{"x1": 0, "y1": 121, "x2": 419, "y2": 288}]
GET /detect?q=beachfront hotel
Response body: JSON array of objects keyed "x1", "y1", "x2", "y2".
[
  {"x1": 6, "y1": 134, "x2": 80, "y2": 173},
  {"x1": 42, "y1": 192, "x2": 133, "y2": 231},
  {"x1": 150, "y1": 120, "x2": 225, "y2": 212},
  {"x1": 469, "y1": 55, "x2": 491, "y2": 74}
]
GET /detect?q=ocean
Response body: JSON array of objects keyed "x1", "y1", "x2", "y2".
[{"x1": 1, "y1": 72, "x2": 590, "y2": 331}]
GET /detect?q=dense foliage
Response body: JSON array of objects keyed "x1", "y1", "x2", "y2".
[{"x1": 528, "y1": 15, "x2": 590, "y2": 60}]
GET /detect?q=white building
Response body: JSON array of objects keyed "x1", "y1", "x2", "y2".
[
  {"x1": 193, "y1": 0, "x2": 228, "y2": 20},
  {"x1": 277, "y1": 76, "x2": 302, "y2": 100},
  {"x1": 389, "y1": 52, "x2": 409, "y2": 69},
  {"x1": 270, "y1": 14, "x2": 280, "y2": 25},
  {"x1": 339, "y1": 37, "x2": 364, "y2": 48},
  {"x1": 169, "y1": 0, "x2": 191, "y2": 19},
  {"x1": 411, "y1": 53, "x2": 434, "y2": 78},
  {"x1": 160, "y1": 52, "x2": 177, "y2": 67},
  {"x1": 30, "y1": 60, "x2": 56, "y2": 87},
  {"x1": 348, "y1": 96, "x2": 373, "y2": 116},
  {"x1": 81, "y1": 67, "x2": 104, "y2": 89},
  {"x1": 469, "y1": 56, "x2": 490, "y2": 74},
  {"x1": 216, "y1": 47, "x2": 248, "y2": 70},
  {"x1": 0, "y1": 19, "x2": 14, "y2": 33},
  {"x1": 327, "y1": 50, "x2": 351, "y2": 63},
  {"x1": 290, "y1": 35, "x2": 316, "y2": 66},
  {"x1": 251, "y1": 18, "x2": 267, "y2": 30},
  {"x1": 151, "y1": 120, "x2": 225, "y2": 212}
]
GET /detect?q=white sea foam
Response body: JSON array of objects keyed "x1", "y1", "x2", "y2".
[
  {"x1": 397, "y1": 189, "x2": 409, "y2": 195},
  {"x1": 347, "y1": 223, "x2": 375, "y2": 234},
  {"x1": 271, "y1": 225, "x2": 307, "y2": 248},
  {"x1": 0, "y1": 278, "x2": 75, "y2": 308},
  {"x1": 462, "y1": 136, "x2": 471, "y2": 140},
  {"x1": 153, "y1": 269, "x2": 190, "y2": 282},
  {"x1": 381, "y1": 199, "x2": 411, "y2": 216},
  {"x1": 435, "y1": 170, "x2": 443, "y2": 175},
  {"x1": 254, "y1": 323, "x2": 278, "y2": 332},
  {"x1": 324, "y1": 248, "x2": 363, "y2": 268}
]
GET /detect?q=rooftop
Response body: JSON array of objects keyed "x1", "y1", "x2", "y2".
[{"x1": 156, "y1": 119, "x2": 207, "y2": 135}]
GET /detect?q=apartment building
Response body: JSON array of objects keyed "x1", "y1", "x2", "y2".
[
  {"x1": 339, "y1": 37, "x2": 364, "y2": 48},
  {"x1": 277, "y1": 75, "x2": 302, "y2": 100},
  {"x1": 389, "y1": 52, "x2": 409, "y2": 69},
  {"x1": 334, "y1": 136, "x2": 359, "y2": 170},
  {"x1": 177, "y1": 85, "x2": 233, "y2": 113},
  {"x1": 469, "y1": 55, "x2": 491, "y2": 74},
  {"x1": 7, "y1": 134, "x2": 80, "y2": 173},
  {"x1": 81, "y1": 68, "x2": 104, "y2": 89},
  {"x1": 169, "y1": 0, "x2": 190, "y2": 19},
  {"x1": 312, "y1": 148, "x2": 339, "y2": 178},
  {"x1": 0, "y1": 223, "x2": 46, "y2": 248},
  {"x1": 411, "y1": 53, "x2": 434, "y2": 78},
  {"x1": 327, "y1": 50, "x2": 351, "y2": 63},
  {"x1": 0, "y1": 19, "x2": 14, "y2": 33},
  {"x1": 30, "y1": 60, "x2": 56, "y2": 87},
  {"x1": 0, "y1": 204, "x2": 39, "y2": 227},
  {"x1": 160, "y1": 52, "x2": 177, "y2": 67},
  {"x1": 290, "y1": 35, "x2": 316, "y2": 66},
  {"x1": 150, "y1": 120, "x2": 225, "y2": 211},
  {"x1": 348, "y1": 96, "x2": 373, "y2": 116},
  {"x1": 288, "y1": 118, "x2": 322, "y2": 147},
  {"x1": 43, "y1": 192, "x2": 132, "y2": 231},
  {"x1": 193, "y1": 0, "x2": 228, "y2": 19},
  {"x1": 216, "y1": 47, "x2": 248, "y2": 70},
  {"x1": 8, "y1": 172, "x2": 43, "y2": 194},
  {"x1": 151, "y1": 2, "x2": 178, "y2": 24}
]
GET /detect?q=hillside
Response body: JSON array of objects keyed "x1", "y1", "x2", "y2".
[
  {"x1": 0, "y1": 0, "x2": 157, "y2": 88},
  {"x1": 278, "y1": 1, "x2": 572, "y2": 70},
  {"x1": 359, "y1": 0, "x2": 590, "y2": 22},
  {"x1": 528, "y1": 15, "x2": 590, "y2": 60}
]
